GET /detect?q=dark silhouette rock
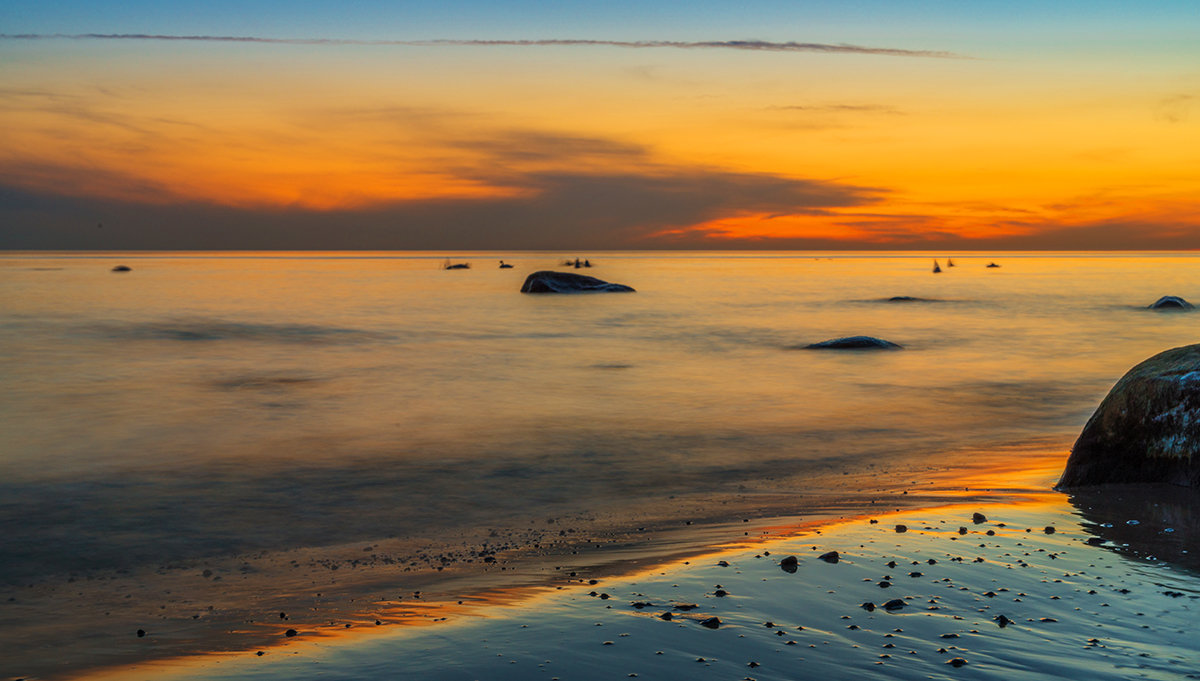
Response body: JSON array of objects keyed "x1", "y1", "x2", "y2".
[
  {"x1": 1059, "y1": 344, "x2": 1200, "y2": 487},
  {"x1": 1149, "y1": 295, "x2": 1193, "y2": 310},
  {"x1": 860, "y1": 601, "x2": 876, "y2": 611},
  {"x1": 882, "y1": 598, "x2": 906, "y2": 611},
  {"x1": 801, "y1": 336, "x2": 902, "y2": 350},
  {"x1": 885, "y1": 296, "x2": 931, "y2": 302},
  {"x1": 818, "y1": 551, "x2": 839, "y2": 563},
  {"x1": 284, "y1": 629, "x2": 297, "y2": 637},
  {"x1": 779, "y1": 555, "x2": 799, "y2": 568},
  {"x1": 136, "y1": 629, "x2": 146, "y2": 637},
  {"x1": 699, "y1": 616, "x2": 721, "y2": 629},
  {"x1": 972, "y1": 513, "x2": 987, "y2": 524},
  {"x1": 111, "y1": 265, "x2": 132, "y2": 272},
  {"x1": 520, "y1": 271, "x2": 634, "y2": 293},
  {"x1": 894, "y1": 524, "x2": 908, "y2": 533}
]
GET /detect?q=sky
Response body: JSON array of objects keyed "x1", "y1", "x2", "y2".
[{"x1": 2, "y1": 1, "x2": 1199, "y2": 250}]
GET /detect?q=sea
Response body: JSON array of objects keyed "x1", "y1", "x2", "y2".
[{"x1": 2, "y1": 251, "x2": 1197, "y2": 586}]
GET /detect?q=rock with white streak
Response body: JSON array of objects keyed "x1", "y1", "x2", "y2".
[{"x1": 1059, "y1": 344, "x2": 1200, "y2": 487}]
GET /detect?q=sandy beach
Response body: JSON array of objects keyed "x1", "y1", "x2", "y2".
[{"x1": 6, "y1": 448, "x2": 1197, "y2": 680}]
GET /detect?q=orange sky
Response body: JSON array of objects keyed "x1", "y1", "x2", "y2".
[{"x1": 2, "y1": 7, "x2": 1200, "y2": 249}]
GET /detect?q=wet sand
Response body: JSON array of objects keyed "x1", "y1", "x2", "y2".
[{"x1": 5, "y1": 449, "x2": 1199, "y2": 680}]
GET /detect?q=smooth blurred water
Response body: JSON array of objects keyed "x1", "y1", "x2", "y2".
[{"x1": 2, "y1": 251, "x2": 1198, "y2": 583}]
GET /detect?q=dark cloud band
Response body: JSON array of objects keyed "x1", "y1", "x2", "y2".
[{"x1": 0, "y1": 34, "x2": 960, "y2": 58}]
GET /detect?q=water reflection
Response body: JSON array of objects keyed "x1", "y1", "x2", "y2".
[{"x1": 1066, "y1": 484, "x2": 1200, "y2": 574}]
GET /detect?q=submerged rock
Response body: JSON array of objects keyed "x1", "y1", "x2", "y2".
[
  {"x1": 520, "y1": 271, "x2": 635, "y2": 293},
  {"x1": 818, "y1": 551, "x2": 840, "y2": 563},
  {"x1": 1148, "y1": 295, "x2": 1193, "y2": 310},
  {"x1": 800, "y1": 336, "x2": 902, "y2": 351},
  {"x1": 111, "y1": 265, "x2": 132, "y2": 272},
  {"x1": 1059, "y1": 344, "x2": 1200, "y2": 487}
]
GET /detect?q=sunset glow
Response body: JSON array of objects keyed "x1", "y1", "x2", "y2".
[{"x1": 3, "y1": 2, "x2": 1199, "y2": 249}]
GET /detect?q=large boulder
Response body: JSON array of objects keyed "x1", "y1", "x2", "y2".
[
  {"x1": 1059, "y1": 344, "x2": 1200, "y2": 487},
  {"x1": 520, "y1": 271, "x2": 635, "y2": 293}
]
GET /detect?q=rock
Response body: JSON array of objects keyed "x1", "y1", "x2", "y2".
[
  {"x1": 818, "y1": 551, "x2": 839, "y2": 563},
  {"x1": 1059, "y1": 344, "x2": 1200, "y2": 487},
  {"x1": 885, "y1": 296, "x2": 925, "y2": 302},
  {"x1": 882, "y1": 599, "x2": 906, "y2": 611},
  {"x1": 111, "y1": 265, "x2": 132, "y2": 272},
  {"x1": 699, "y1": 616, "x2": 721, "y2": 629},
  {"x1": 894, "y1": 524, "x2": 908, "y2": 533},
  {"x1": 946, "y1": 657, "x2": 968, "y2": 667},
  {"x1": 520, "y1": 271, "x2": 635, "y2": 293},
  {"x1": 1148, "y1": 296, "x2": 1193, "y2": 310},
  {"x1": 971, "y1": 513, "x2": 987, "y2": 524},
  {"x1": 779, "y1": 555, "x2": 799, "y2": 568},
  {"x1": 136, "y1": 629, "x2": 146, "y2": 637},
  {"x1": 659, "y1": 612, "x2": 673, "y2": 621},
  {"x1": 800, "y1": 336, "x2": 902, "y2": 350},
  {"x1": 861, "y1": 601, "x2": 876, "y2": 612},
  {"x1": 284, "y1": 629, "x2": 297, "y2": 637},
  {"x1": 994, "y1": 614, "x2": 1012, "y2": 627}
]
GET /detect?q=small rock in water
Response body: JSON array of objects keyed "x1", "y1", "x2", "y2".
[
  {"x1": 972, "y1": 513, "x2": 987, "y2": 524},
  {"x1": 801, "y1": 336, "x2": 902, "y2": 351},
  {"x1": 659, "y1": 612, "x2": 673, "y2": 621},
  {"x1": 861, "y1": 602, "x2": 876, "y2": 611},
  {"x1": 818, "y1": 551, "x2": 839, "y2": 563},
  {"x1": 717, "y1": 560, "x2": 730, "y2": 567},
  {"x1": 111, "y1": 265, "x2": 132, "y2": 272},
  {"x1": 779, "y1": 555, "x2": 799, "y2": 568},
  {"x1": 699, "y1": 617, "x2": 721, "y2": 629},
  {"x1": 994, "y1": 614, "x2": 1012, "y2": 628},
  {"x1": 713, "y1": 589, "x2": 728, "y2": 597},
  {"x1": 136, "y1": 629, "x2": 146, "y2": 638},
  {"x1": 882, "y1": 599, "x2": 906, "y2": 611},
  {"x1": 946, "y1": 657, "x2": 968, "y2": 667},
  {"x1": 1043, "y1": 526, "x2": 1055, "y2": 534},
  {"x1": 285, "y1": 629, "x2": 298, "y2": 637},
  {"x1": 894, "y1": 525, "x2": 908, "y2": 533},
  {"x1": 1148, "y1": 295, "x2": 1193, "y2": 310}
]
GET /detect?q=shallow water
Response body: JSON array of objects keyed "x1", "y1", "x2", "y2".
[
  {"x1": 106, "y1": 494, "x2": 1200, "y2": 681},
  {"x1": 2, "y1": 251, "x2": 1199, "y2": 583}
]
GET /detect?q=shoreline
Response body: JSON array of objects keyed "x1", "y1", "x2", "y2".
[{"x1": 2, "y1": 447, "x2": 1072, "y2": 681}]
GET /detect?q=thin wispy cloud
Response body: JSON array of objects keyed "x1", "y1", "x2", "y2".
[
  {"x1": 770, "y1": 104, "x2": 904, "y2": 114},
  {"x1": 0, "y1": 34, "x2": 961, "y2": 58}
]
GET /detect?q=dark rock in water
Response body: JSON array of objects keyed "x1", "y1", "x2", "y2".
[
  {"x1": 659, "y1": 612, "x2": 673, "y2": 621},
  {"x1": 136, "y1": 629, "x2": 146, "y2": 637},
  {"x1": 520, "y1": 271, "x2": 635, "y2": 293},
  {"x1": 284, "y1": 629, "x2": 297, "y2": 637},
  {"x1": 1149, "y1": 296, "x2": 1193, "y2": 310},
  {"x1": 1059, "y1": 344, "x2": 1200, "y2": 487},
  {"x1": 111, "y1": 265, "x2": 132, "y2": 272},
  {"x1": 818, "y1": 551, "x2": 839, "y2": 563},
  {"x1": 713, "y1": 589, "x2": 728, "y2": 597},
  {"x1": 994, "y1": 614, "x2": 1012, "y2": 628},
  {"x1": 1043, "y1": 526, "x2": 1056, "y2": 534},
  {"x1": 882, "y1": 599, "x2": 906, "y2": 611},
  {"x1": 860, "y1": 601, "x2": 876, "y2": 612},
  {"x1": 699, "y1": 616, "x2": 721, "y2": 629},
  {"x1": 946, "y1": 657, "x2": 968, "y2": 667},
  {"x1": 894, "y1": 524, "x2": 908, "y2": 533},
  {"x1": 972, "y1": 513, "x2": 987, "y2": 524},
  {"x1": 779, "y1": 555, "x2": 799, "y2": 568},
  {"x1": 886, "y1": 296, "x2": 921, "y2": 302},
  {"x1": 801, "y1": 336, "x2": 902, "y2": 350}
]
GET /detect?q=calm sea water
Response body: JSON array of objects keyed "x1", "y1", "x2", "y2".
[{"x1": 2, "y1": 251, "x2": 1197, "y2": 584}]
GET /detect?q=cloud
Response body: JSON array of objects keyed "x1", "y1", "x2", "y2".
[
  {"x1": 0, "y1": 34, "x2": 962, "y2": 58},
  {"x1": 1154, "y1": 94, "x2": 1194, "y2": 123},
  {"x1": 768, "y1": 104, "x2": 904, "y2": 115},
  {"x1": 0, "y1": 166, "x2": 882, "y2": 250}
]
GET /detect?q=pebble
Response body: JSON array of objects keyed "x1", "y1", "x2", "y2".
[
  {"x1": 946, "y1": 657, "x2": 968, "y2": 667},
  {"x1": 818, "y1": 551, "x2": 839, "y2": 563},
  {"x1": 972, "y1": 513, "x2": 987, "y2": 524},
  {"x1": 285, "y1": 629, "x2": 297, "y2": 637},
  {"x1": 895, "y1": 525, "x2": 908, "y2": 533},
  {"x1": 699, "y1": 617, "x2": 721, "y2": 629}
]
